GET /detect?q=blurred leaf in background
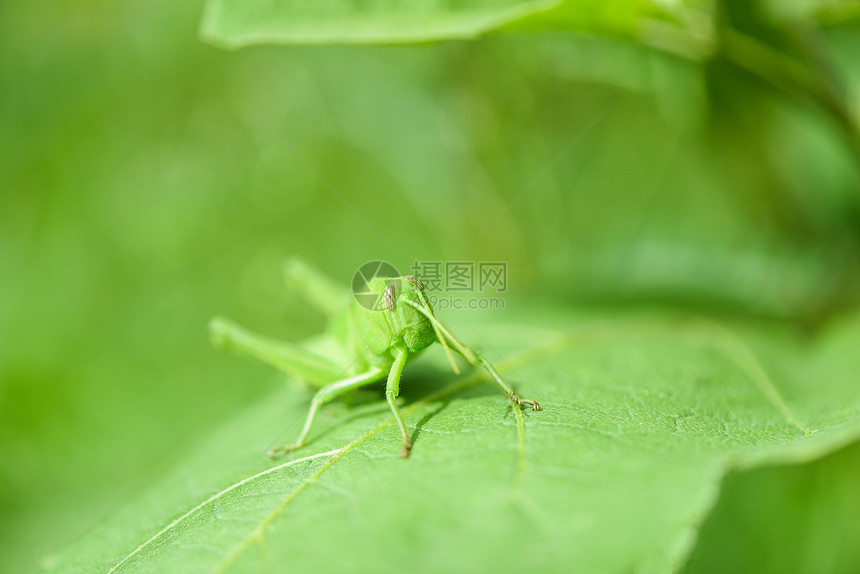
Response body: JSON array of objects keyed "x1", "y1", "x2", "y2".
[{"x1": 1, "y1": 0, "x2": 859, "y2": 572}]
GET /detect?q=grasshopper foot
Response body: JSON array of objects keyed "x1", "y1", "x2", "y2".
[
  {"x1": 400, "y1": 441, "x2": 412, "y2": 459},
  {"x1": 511, "y1": 394, "x2": 542, "y2": 412}
]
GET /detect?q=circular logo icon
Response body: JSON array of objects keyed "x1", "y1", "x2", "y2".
[{"x1": 352, "y1": 260, "x2": 400, "y2": 310}]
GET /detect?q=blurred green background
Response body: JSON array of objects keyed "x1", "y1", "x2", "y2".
[{"x1": 1, "y1": 1, "x2": 859, "y2": 572}]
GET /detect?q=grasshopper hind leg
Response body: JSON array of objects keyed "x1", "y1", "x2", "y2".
[
  {"x1": 209, "y1": 317, "x2": 342, "y2": 385},
  {"x1": 284, "y1": 258, "x2": 351, "y2": 320}
]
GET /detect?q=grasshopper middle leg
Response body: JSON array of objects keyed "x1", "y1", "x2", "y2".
[{"x1": 269, "y1": 367, "x2": 384, "y2": 457}]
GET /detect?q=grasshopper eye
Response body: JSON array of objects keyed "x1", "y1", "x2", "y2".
[
  {"x1": 404, "y1": 275, "x2": 424, "y2": 292},
  {"x1": 383, "y1": 284, "x2": 397, "y2": 310}
]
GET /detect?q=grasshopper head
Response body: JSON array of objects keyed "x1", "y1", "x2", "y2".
[
  {"x1": 364, "y1": 275, "x2": 459, "y2": 371},
  {"x1": 365, "y1": 275, "x2": 430, "y2": 311},
  {"x1": 361, "y1": 275, "x2": 435, "y2": 353}
]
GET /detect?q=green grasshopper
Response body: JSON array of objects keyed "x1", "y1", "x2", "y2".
[{"x1": 209, "y1": 259, "x2": 541, "y2": 458}]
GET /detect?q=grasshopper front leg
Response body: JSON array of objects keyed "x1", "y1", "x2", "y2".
[
  {"x1": 384, "y1": 347, "x2": 412, "y2": 458},
  {"x1": 462, "y1": 347, "x2": 541, "y2": 411},
  {"x1": 401, "y1": 299, "x2": 541, "y2": 412}
]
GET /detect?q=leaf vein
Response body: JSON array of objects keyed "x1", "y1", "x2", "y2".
[{"x1": 105, "y1": 449, "x2": 343, "y2": 574}]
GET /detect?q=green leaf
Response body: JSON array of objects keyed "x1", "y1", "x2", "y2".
[
  {"x1": 684, "y1": 439, "x2": 860, "y2": 573},
  {"x1": 46, "y1": 306, "x2": 860, "y2": 573},
  {"x1": 198, "y1": 0, "x2": 710, "y2": 50},
  {"x1": 502, "y1": 0, "x2": 676, "y2": 39},
  {"x1": 200, "y1": 0, "x2": 563, "y2": 48},
  {"x1": 198, "y1": 0, "x2": 680, "y2": 48}
]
